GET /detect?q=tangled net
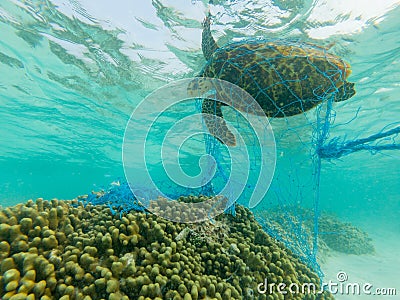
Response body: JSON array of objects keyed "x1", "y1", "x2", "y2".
[{"x1": 84, "y1": 15, "x2": 400, "y2": 281}]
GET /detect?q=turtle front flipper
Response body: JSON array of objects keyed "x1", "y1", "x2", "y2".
[
  {"x1": 202, "y1": 13, "x2": 219, "y2": 61},
  {"x1": 202, "y1": 98, "x2": 236, "y2": 146}
]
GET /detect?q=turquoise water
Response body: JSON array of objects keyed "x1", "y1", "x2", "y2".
[
  {"x1": 1, "y1": 0, "x2": 399, "y2": 295},
  {"x1": 2, "y1": 0, "x2": 399, "y2": 214}
]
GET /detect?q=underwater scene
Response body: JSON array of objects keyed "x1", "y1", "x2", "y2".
[{"x1": 1, "y1": 0, "x2": 399, "y2": 299}]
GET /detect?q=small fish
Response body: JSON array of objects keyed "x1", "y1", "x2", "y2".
[{"x1": 110, "y1": 180, "x2": 120, "y2": 186}]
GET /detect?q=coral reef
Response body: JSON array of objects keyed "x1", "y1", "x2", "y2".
[
  {"x1": 0, "y1": 197, "x2": 333, "y2": 299},
  {"x1": 256, "y1": 207, "x2": 375, "y2": 258},
  {"x1": 312, "y1": 213, "x2": 375, "y2": 255}
]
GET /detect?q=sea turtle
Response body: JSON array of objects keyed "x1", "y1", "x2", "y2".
[{"x1": 188, "y1": 14, "x2": 356, "y2": 146}]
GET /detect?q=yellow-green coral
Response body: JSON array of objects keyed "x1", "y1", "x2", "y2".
[{"x1": 0, "y1": 197, "x2": 334, "y2": 299}]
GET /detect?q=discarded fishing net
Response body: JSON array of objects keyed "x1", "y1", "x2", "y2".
[
  {"x1": 189, "y1": 13, "x2": 400, "y2": 280},
  {"x1": 80, "y1": 181, "x2": 145, "y2": 217},
  {"x1": 86, "y1": 12, "x2": 400, "y2": 281}
]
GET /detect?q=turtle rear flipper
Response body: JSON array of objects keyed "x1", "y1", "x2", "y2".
[
  {"x1": 334, "y1": 81, "x2": 356, "y2": 102},
  {"x1": 202, "y1": 98, "x2": 236, "y2": 146}
]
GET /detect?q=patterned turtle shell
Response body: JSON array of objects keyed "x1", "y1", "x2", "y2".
[{"x1": 189, "y1": 14, "x2": 356, "y2": 146}]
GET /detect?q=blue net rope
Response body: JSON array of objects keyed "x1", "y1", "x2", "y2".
[
  {"x1": 196, "y1": 31, "x2": 399, "y2": 279},
  {"x1": 81, "y1": 14, "x2": 400, "y2": 281},
  {"x1": 81, "y1": 181, "x2": 145, "y2": 217},
  {"x1": 319, "y1": 124, "x2": 400, "y2": 159}
]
